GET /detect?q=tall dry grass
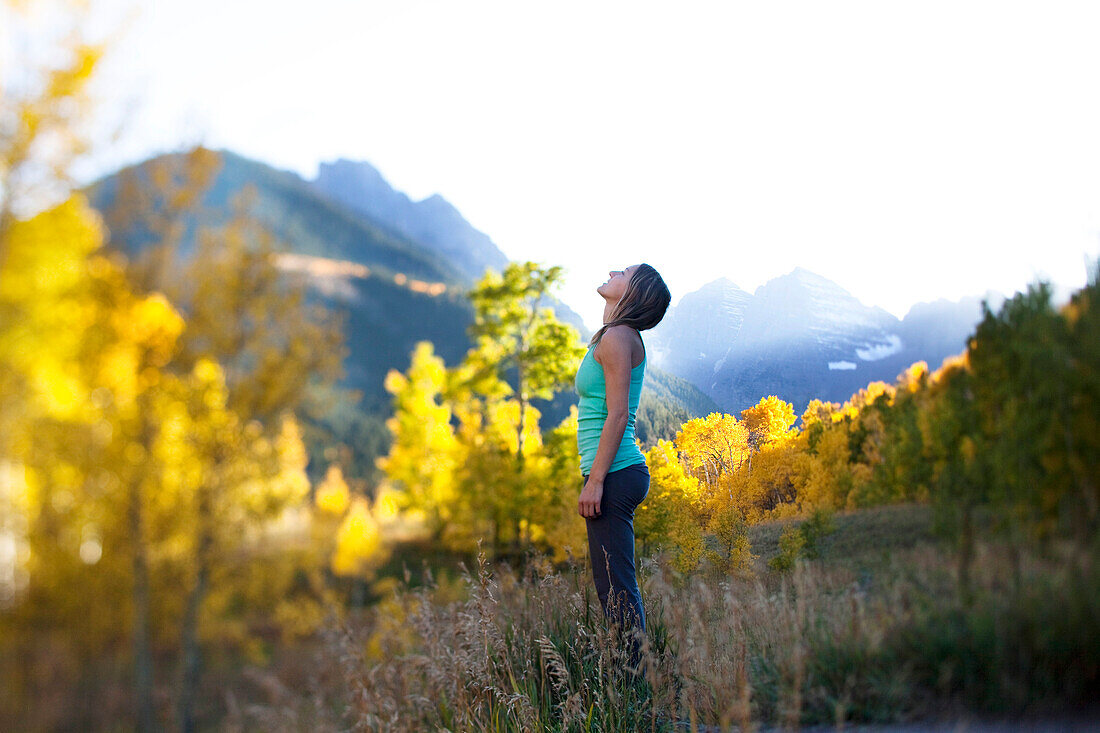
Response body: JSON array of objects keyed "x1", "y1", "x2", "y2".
[{"x1": 313, "y1": 532, "x2": 1098, "y2": 732}]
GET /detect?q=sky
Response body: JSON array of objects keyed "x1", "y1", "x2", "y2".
[{"x1": 20, "y1": 0, "x2": 1100, "y2": 332}]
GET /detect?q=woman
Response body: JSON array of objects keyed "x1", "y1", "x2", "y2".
[{"x1": 575, "y1": 262, "x2": 671, "y2": 664}]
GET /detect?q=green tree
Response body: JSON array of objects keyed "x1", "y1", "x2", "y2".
[
  {"x1": 1058, "y1": 261, "x2": 1100, "y2": 550},
  {"x1": 465, "y1": 261, "x2": 585, "y2": 465},
  {"x1": 459, "y1": 262, "x2": 585, "y2": 554},
  {"x1": 920, "y1": 354, "x2": 985, "y2": 604},
  {"x1": 862, "y1": 362, "x2": 932, "y2": 506},
  {"x1": 968, "y1": 283, "x2": 1075, "y2": 587}
]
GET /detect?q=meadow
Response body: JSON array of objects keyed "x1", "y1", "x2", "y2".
[{"x1": 216, "y1": 503, "x2": 1099, "y2": 732}]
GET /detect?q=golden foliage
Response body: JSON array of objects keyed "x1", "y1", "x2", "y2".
[
  {"x1": 740, "y1": 394, "x2": 797, "y2": 449},
  {"x1": 675, "y1": 412, "x2": 750, "y2": 492},
  {"x1": 315, "y1": 464, "x2": 351, "y2": 515},
  {"x1": 331, "y1": 497, "x2": 383, "y2": 577}
]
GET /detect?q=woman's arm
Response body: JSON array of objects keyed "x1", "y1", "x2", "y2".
[{"x1": 578, "y1": 326, "x2": 634, "y2": 518}]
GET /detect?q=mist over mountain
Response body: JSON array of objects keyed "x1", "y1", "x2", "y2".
[
  {"x1": 648, "y1": 268, "x2": 1005, "y2": 417},
  {"x1": 312, "y1": 159, "x2": 509, "y2": 285},
  {"x1": 645, "y1": 277, "x2": 752, "y2": 391}
]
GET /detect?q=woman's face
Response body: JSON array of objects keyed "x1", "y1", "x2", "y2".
[{"x1": 597, "y1": 264, "x2": 640, "y2": 301}]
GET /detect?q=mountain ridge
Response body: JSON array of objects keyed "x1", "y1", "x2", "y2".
[
  {"x1": 311, "y1": 158, "x2": 509, "y2": 282},
  {"x1": 650, "y1": 266, "x2": 1006, "y2": 417}
]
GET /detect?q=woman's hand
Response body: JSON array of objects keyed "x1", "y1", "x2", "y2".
[{"x1": 578, "y1": 477, "x2": 604, "y2": 518}]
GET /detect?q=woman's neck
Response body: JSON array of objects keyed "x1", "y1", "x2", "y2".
[{"x1": 601, "y1": 299, "x2": 617, "y2": 324}]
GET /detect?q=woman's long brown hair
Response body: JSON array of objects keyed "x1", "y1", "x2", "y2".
[{"x1": 588, "y1": 263, "x2": 671, "y2": 349}]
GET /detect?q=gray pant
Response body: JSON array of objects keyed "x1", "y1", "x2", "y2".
[{"x1": 582, "y1": 462, "x2": 650, "y2": 644}]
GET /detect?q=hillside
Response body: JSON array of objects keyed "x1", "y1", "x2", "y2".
[
  {"x1": 746, "y1": 503, "x2": 936, "y2": 575},
  {"x1": 86, "y1": 149, "x2": 467, "y2": 286}
]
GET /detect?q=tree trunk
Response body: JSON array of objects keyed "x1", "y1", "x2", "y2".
[
  {"x1": 179, "y1": 469, "x2": 216, "y2": 733},
  {"x1": 1007, "y1": 534, "x2": 1023, "y2": 597},
  {"x1": 958, "y1": 504, "x2": 974, "y2": 608},
  {"x1": 514, "y1": 359, "x2": 526, "y2": 556},
  {"x1": 492, "y1": 514, "x2": 502, "y2": 559},
  {"x1": 516, "y1": 362, "x2": 526, "y2": 469},
  {"x1": 177, "y1": 528, "x2": 211, "y2": 733},
  {"x1": 129, "y1": 473, "x2": 156, "y2": 733},
  {"x1": 1063, "y1": 422, "x2": 1097, "y2": 551},
  {"x1": 178, "y1": 558, "x2": 208, "y2": 732}
]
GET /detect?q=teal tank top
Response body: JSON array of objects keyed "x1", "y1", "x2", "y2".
[{"x1": 574, "y1": 335, "x2": 647, "y2": 477}]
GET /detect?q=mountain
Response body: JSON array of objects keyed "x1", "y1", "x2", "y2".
[
  {"x1": 709, "y1": 267, "x2": 901, "y2": 414},
  {"x1": 897, "y1": 293, "x2": 1004, "y2": 361},
  {"x1": 89, "y1": 149, "x2": 467, "y2": 287},
  {"x1": 310, "y1": 158, "x2": 588, "y2": 336},
  {"x1": 649, "y1": 268, "x2": 1004, "y2": 417},
  {"x1": 311, "y1": 159, "x2": 509, "y2": 284},
  {"x1": 645, "y1": 277, "x2": 753, "y2": 390}
]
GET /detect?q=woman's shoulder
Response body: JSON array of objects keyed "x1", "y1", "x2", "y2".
[
  {"x1": 594, "y1": 325, "x2": 642, "y2": 364},
  {"x1": 602, "y1": 324, "x2": 639, "y2": 342},
  {"x1": 614, "y1": 322, "x2": 644, "y2": 335}
]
